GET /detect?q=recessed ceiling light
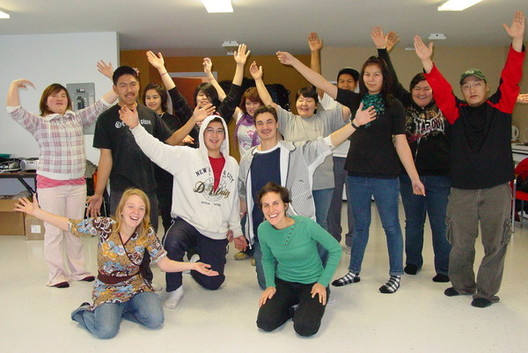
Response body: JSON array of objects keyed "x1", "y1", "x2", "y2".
[
  {"x1": 202, "y1": 0, "x2": 233, "y2": 13},
  {"x1": 0, "y1": 10, "x2": 10, "y2": 19},
  {"x1": 438, "y1": 0, "x2": 483, "y2": 11}
]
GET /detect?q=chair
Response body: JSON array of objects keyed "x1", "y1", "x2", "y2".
[{"x1": 512, "y1": 157, "x2": 528, "y2": 232}]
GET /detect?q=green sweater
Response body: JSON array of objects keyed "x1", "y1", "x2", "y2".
[{"x1": 258, "y1": 215, "x2": 342, "y2": 287}]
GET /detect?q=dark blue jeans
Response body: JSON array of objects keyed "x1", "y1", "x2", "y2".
[
  {"x1": 346, "y1": 176, "x2": 403, "y2": 276},
  {"x1": 163, "y1": 218, "x2": 227, "y2": 292},
  {"x1": 399, "y1": 174, "x2": 451, "y2": 275}
]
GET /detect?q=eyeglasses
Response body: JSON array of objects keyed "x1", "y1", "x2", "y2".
[
  {"x1": 461, "y1": 81, "x2": 484, "y2": 91},
  {"x1": 204, "y1": 128, "x2": 225, "y2": 134}
]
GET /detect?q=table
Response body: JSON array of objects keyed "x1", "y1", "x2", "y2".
[{"x1": 0, "y1": 171, "x2": 36, "y2": 194}]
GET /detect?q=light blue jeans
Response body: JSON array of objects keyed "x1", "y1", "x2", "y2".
[
  {"x1": 71, "y1": 292, "x2": 164, "y2": 339},
  {"x1": 347, "y1": 176, "x2": 404, "y2": 276}
]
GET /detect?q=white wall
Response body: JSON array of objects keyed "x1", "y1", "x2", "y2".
[{"x1": 0, "y1": 32, "x2": 119, "y2": 194}]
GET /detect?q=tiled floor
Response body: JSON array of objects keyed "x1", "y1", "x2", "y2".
[{"x1": 1, "y1": 202, "x2": 527, "y2": 352}]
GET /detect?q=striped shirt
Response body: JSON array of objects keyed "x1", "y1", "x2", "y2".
[{"x1": 7, "y1": 99, "x2": 111, "y2": 180}]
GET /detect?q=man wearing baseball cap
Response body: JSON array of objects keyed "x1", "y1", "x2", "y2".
[{"x1": 414, "y1": 11, "x2": 525, "y2": 308}]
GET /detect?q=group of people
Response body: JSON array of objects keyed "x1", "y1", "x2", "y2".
[{"x1": 7, "y1": 10, "x2": 526, "y2": 338}]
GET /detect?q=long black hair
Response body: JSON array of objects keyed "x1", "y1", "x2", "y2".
[{"x1": 358, "y1": 56, "x2": 394, "y2": 106}]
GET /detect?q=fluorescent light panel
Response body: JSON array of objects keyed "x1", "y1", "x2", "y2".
[
  {"x1": 202, "y1": 0, "x2": 233, "y2": 13},
  {"x1": 438, "y1": 0, "x2": 482, "y2": 11},
  {"x1": 0, "y1": 10, "x2": 10, "y2": 19}
]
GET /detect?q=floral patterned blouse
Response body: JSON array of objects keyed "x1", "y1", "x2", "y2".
[{"x1": 69, "y1": 217, "x2": 167, "y2": 309}]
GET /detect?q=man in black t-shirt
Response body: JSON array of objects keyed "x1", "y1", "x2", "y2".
[
  {"x1": 87, "y1": 66, "x2": 189, "y2": 285},
  {"x1": 87, "y1": 66, "x2": 176, "y2": 230}
]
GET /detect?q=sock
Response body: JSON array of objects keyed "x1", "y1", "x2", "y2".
[
  {"x1": 164, "y1": 287, "x2": 184, "y2": 309},
  {"x1": 331, "y1": 271, "x2": 360, "y2": 287},
  {"x1": 379, "y1": 275, "x2": 401, "y2": 294}
]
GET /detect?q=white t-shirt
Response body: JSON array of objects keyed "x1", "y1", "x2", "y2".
[{"x1": 319, "y1": 93, "x2": 349, "y2": 158}]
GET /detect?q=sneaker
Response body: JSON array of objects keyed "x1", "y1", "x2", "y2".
[
  {"x1": 432, "y1": 274, "x2": 450, "y2": 283},
  {"x1": 164, "y1": 287, "x2": 184, "y2": 309},
  {"x1": 234, "y1": 251, "x2": 250, "y2": 261},
  {"x1": 251, "y1": 258, "x2": 256, "y2": 267},
  {"x1": 331, "y1": 271, "x2": 360, "y2": 287}
]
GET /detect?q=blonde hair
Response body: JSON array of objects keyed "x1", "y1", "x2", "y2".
[{"x1": 113, "y1": 188, "x2": 151, "y2": 238}]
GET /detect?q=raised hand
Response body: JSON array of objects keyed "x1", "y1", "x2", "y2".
[
  {"x1": 308, "y1": 32, "x2": 323, "y2": 52},
  {"x1": 203, "y1": 57, "x2": 213, "y2": 76},
  {"x1": 193, "y1": 103, "x2": 215, "y2": 123},
  {"x1": 386, "y1": 31, "x2": 400, "y2": 52},
  {"x1": 118, "y1": 106, "x2": 139, "y2": 128},
  {"x1": 249, "y1": 61, "x2": 263, "y2": 80},
  {"x1": 503, "y1": 10, "x2": 525, "y2": 40},
  {"x1": 97, "y1": 60, "x2": 114, "y2": 79},
  {"x1": 371, "y1": 26, "x2": 388, "y2": 49},
  {"x1": 276, "y1": 51, "x2": 295, "y2": 66},
  {"x1": 233, "y1": 43, "x2": 250, "y2": 66},
  {"x1": 146, "y1": 50, "x2": 165, "y2": 70},
  {"x1": 10, "y1": 79, "x2": 35, "y2": 90},
  {"x1": 414, "y1": 35, "x2": 434, "y2": 61}
]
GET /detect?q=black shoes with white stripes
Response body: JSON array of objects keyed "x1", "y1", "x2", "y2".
[
  {"x1": 379, "y1": 275, "x2": 401, "y2": 294},
  {"x1": 331, "y1": 271, "x2": 401, "y2": 294},
  {"x1": 331, "y1": 271, "x2": 360, "y2": 287}
]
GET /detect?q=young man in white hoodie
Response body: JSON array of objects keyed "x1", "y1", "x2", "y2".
[{"x1": 119, "y1": 107, "x2": 247, "y2": 309}]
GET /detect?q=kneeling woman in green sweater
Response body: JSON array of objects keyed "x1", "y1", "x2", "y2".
[{"x1": 256, "y1": 182, "x2": 342, "y2": 337}]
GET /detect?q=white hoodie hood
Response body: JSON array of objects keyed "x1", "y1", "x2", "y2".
[{"x1": 198, "y1": 115, "x2": 230, "y2": 160}]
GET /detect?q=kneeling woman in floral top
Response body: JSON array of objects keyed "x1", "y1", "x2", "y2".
[{"x1": 15, "y1": 188, "x2": 217, "y2": 339}]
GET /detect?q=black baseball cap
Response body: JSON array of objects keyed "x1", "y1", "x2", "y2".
[{"x1": 337, "y1": 68, "x2": 359, "y2": 82}]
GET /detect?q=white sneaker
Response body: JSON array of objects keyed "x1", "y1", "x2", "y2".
[
  {"x1": 164, "y1": 287, "x2": 184, "y2": 309},
  {"x1": 184, "y1": 254, "x2": 200, "y2": 274}
]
